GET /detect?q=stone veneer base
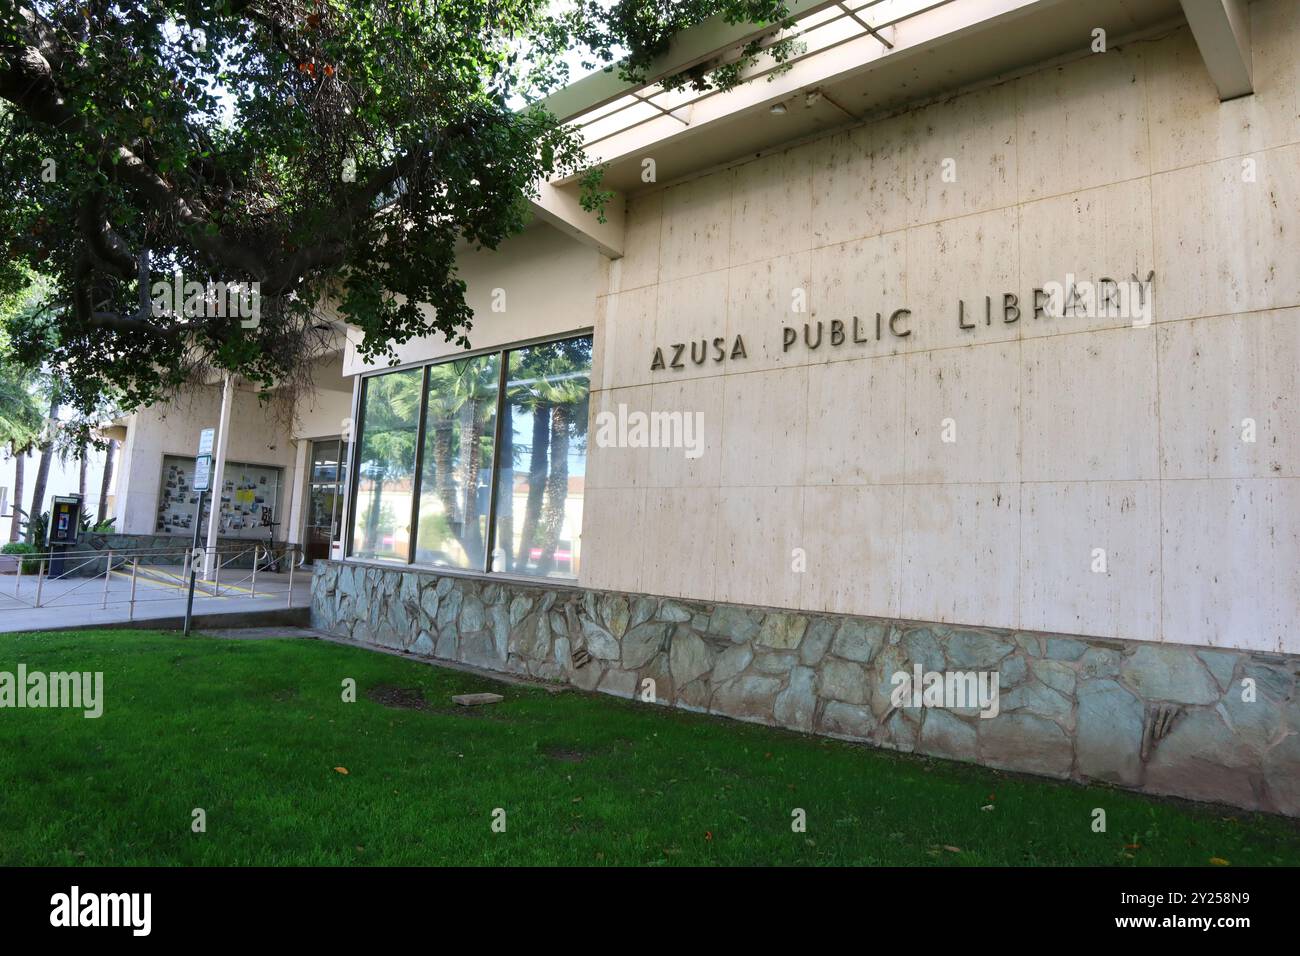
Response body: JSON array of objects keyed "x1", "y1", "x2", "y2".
[{"x1": 311, "y1": 561, "x2": 1300, "y2": 816}]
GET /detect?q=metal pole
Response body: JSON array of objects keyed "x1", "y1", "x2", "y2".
[
  {"x1": 183, "y1": 488, "x2": 205, "y2": 636},
  {"x1": 286, "y1": 546, "x2": 295, "y2": 608},
  {"x1": 129, "y1": 558, "x2": 138, "y2": 621},
  {"x1": 101, "y1": 550, "x2": 113, "y2": 609},
  {"x1": 14, "y1": 556, "x2": 21, "y2": 596},
  {"x1": 34, "y1": 558, "x2": 45, "y2": 608},
  {"x1": 203, "y1": 376, "x2": 234, "y2": 579},
  {"x1": 250, "y1": 545, "x2": 259, "y2": 597}
]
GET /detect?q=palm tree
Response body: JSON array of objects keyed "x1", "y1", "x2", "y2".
[
  {"x1": 0, "y1": 369, "x2": 43, "y2": 542},
  {"x1": 0, "y1": 273, "x2": 50, "y2": 542},
  {"x1": 96, "y1": 437, "x2": 117, "y2": 526},
  {"x1": 77, "y1": 440, "x2": 88, "y2": 501},
  {"x1": 26, "y1": 387, "x2": 60, "y2": 544}
]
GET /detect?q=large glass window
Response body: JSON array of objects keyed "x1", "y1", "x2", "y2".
[
  {"x1": 350, "y1": 367, "x2": 423, "y2": 562},
  {"x1": 346, "y1": 334, "x2": 591, "y2": 579},
  {"x1": 491, "y1": 338, "x2": 591, "y2": 578},
  {"x1": 415, "y1": 354, "x2": 499, "y2": 569}
]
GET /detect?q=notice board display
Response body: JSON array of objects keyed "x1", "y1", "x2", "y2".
[{"x1": 155, "y1": 454, "x2": 282, "y2": 539}]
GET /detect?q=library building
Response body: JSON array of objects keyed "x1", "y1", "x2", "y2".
[{"x1": 108, "y1": 0, "x2": 1299, "y2": 814}]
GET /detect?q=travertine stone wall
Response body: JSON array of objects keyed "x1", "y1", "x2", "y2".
[
  {"x1": 312, "y1": 562, "x2": 1300, "y2": 816},
  {"x1": 584, "y1": 1, "x2": 1300, "y2": 654}
]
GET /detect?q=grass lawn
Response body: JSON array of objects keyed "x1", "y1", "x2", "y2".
[{"x1": 1, "y1": 628, "x2": 1297, "y2": 866}]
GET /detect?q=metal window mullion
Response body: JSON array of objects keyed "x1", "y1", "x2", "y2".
[
  {"x1": 483, "y1": 349, "x2": 510, "y2": 574},
  {"x1": 343, "y1": 376, "x2": 366, "y2": 558},
  {"x1": 406, "y1": 365, "x2": 431, "y2": 565}
]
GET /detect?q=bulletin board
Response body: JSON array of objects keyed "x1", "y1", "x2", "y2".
[{"x1": 155, "y1": 455, "x2": 283, "y2": 539}]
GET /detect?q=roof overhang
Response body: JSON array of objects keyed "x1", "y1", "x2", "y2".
[
  {"x1": 1179, "y1": 0, "x2": 1253, "y2": 100},
  {"x1": 530, "y1": 0, "x2": 1223, "y2": 258}
]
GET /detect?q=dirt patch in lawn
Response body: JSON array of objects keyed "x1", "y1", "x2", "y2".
[
  {"x1": 366, "y1": 684, "x2": 432, "y2": 711},
  {"x1": 543, "y1": 745, "x2": 589, "y2": 763}
]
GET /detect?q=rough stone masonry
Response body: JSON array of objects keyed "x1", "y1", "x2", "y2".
[{"x1": 311, "y1": 561, "x2": 1300, "y2": 816}]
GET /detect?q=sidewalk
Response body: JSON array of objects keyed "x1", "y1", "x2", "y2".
[{"x1": 0, "y1": 567, "x2": 314, "y2": 633}]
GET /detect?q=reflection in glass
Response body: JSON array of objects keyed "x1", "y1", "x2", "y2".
[
  {"x1": 492, "y1": 337, "x2": 591, "y2": 578},
  {"x1": 350, "y1": 367, "x2": 423, "y2": 561},
  {"x1": 305, "y1": 439, "x2": 345, "y2": 562},
  {"x1": 415, "y1": 354, "x2": 500, "y2": 569}
]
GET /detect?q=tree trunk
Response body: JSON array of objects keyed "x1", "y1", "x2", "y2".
[
  {"x1": 26, "y1": 392, "x2": 59, "y2": 544},
  {"x1": 536, "y1": 404, "x2": 571, "y2": 576},
  {"x1": 78, "y1": 441, "x2": 88, "y2": 501},
  {"x1": 9, "y1": 452, "x2": 23, "y2": 543},
  {"x1": 363, "y1": 475, "x2": 383, "y2": 552},
  {"x1": 431, "y1": 424, "x2": 458, "y2": 531},
  {"x1": 496, "y1": 401, "x2": 514, "y2": 571},
  {"x1": 515, "y1": 401, "x2": 549, "y2": 572},
  {"x1": 96, "y1": 439, "x2": 117, "y2": 525},
  {"x1": 459, "y1": 406, "x2": 485, "y2": 566}
]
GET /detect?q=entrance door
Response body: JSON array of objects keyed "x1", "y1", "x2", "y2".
[{"x1": 304, "y1": 438, "x2": 345, "y2": 563}]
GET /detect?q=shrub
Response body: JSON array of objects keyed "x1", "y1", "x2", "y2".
[{"x1": 1, "y1": 541, "x2": 41, "y2": 574}]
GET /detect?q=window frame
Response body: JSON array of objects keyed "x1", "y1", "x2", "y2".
[{"x1": 344, "y1": 329, "x2": 593, "y2": 580}]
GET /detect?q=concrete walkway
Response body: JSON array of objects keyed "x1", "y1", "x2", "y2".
[{"x1": 0, "y1": 566, "x2": 314, "y2": 633}]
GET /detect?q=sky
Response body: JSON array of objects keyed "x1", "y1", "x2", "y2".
[{"x1": 0, "y1": 436, "x2": 116, "y2": 538}]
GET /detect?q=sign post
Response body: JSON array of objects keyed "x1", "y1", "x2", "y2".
[{"x1": 183, "y1": 428, "x2": 216, "y2": 636}]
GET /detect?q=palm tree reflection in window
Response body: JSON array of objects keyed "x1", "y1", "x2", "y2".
[
  {"x1": 352, "y1": 367, "x2": 423, "y2": 561},
  {"x1": 416, "y1": 354, "x2": 500, "y2": 569},
  {"x1": 496, "y1": 338, "x2": 591, "y2": 577}
]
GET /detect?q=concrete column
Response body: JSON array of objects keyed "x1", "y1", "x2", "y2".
[
  {"x1": 202, "y1": 376, "x2": 234, "y2": 578},
  {"x1": 287, "y1": 438, "x2": 309, "y2": 546},
  {"x1": 112, "y1": 415, "x2": 137, "y2": 531},
  {"x1": 338, "y1": 374, "x2": 362, "y2": 559}
]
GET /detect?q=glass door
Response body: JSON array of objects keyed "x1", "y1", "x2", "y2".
[{"x1": 305, "y1": 438, "x2": 345, "y2": 563}]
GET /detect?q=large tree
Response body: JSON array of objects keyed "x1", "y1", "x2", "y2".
[
  {"x1": 0, "y1": 1, "x2": 791, "y2": 434},
  {"x1": 0, "y1": 271, "x2": 52, "y2": 540}
]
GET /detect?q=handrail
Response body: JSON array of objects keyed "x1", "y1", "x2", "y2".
[
  {"x1": 0, "y1": 544, "x2": 308, "y2": 618},
  {"x1": 0, "y1": 543, "x2": 293, "y2": 561}
]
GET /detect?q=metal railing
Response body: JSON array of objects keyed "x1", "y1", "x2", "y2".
[{"x1": 0, "y1": 543, "x2": 307, "y2": 620}]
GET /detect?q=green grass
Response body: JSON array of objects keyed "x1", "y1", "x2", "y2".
[{"x1": 1, "y1": 629, "x2": 1297, "y2": 866}]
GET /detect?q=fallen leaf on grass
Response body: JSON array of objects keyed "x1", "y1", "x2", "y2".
[
  {"x1": 333, "y1": 766, "x2": 349, "y2": 775},
  {"x1": 943, "y1": 845, "x2": 961, "y2": 853},
  {"x1": 1210, "y1": 857, "x2": 1230, "y2": 866}
]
